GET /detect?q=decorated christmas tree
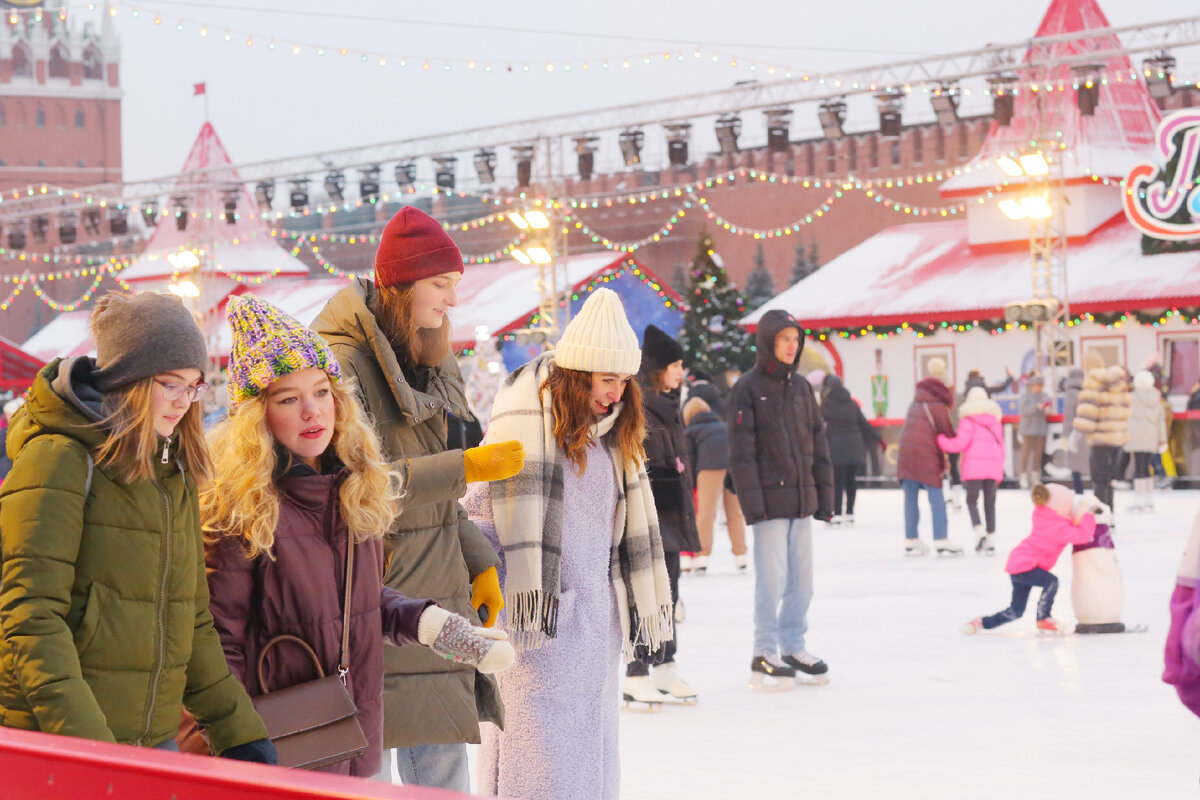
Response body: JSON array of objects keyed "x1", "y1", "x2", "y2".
[
  {"x1": 744, "y1": 243, "x2": 776, "y2": 311},
  {"x1": 680, "y1": 232, "x2": 756, "y2": 376},
  {"x1": 790, "y1": 241, "x2": 812, "y2": 285}
]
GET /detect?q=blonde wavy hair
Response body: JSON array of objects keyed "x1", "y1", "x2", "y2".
[
  {"x1": 95, "y1": 376, "x2": 211, "y2": 486},
  {"x1": 201, "y1": 375, "x2": 400, "y2": 559}
]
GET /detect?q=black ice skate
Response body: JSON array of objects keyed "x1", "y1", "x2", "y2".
[
  {"x1": 748, "y1": 656, "x2": 795, "y2": 691},
  {"x1": 621, "y1": 675, "x2": 664, "y2": 711},
  {"x1": 782, "y1": 651, "x2": 830, "y2": 686},
  {"x1": 974, "y1": 533, "x2": 995, "y2": 556}
]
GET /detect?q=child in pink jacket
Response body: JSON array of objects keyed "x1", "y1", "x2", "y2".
[
  {"x1": 963, "y1": 483, "x2": 1099, "y2": 635},
  {"x1": 938, "y1": 386, "x2": 1005, "y2": 555}
]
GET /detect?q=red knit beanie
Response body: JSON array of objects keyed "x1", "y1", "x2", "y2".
[{"x1": 374, "y1": 206, "x2": 464, "y2": 287}]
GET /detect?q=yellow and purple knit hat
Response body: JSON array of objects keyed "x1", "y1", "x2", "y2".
[{"x1": 226, "y1": 295, "x2": 342, "y2": 412}]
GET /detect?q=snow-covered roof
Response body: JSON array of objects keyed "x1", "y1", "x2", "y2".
[
  {"x1": 940, "y1": 0, "x2": 1161, "y2": 197},
  {"x1": 22, "y1": 310, "x2": 93, "y2": 363},
  {"x1": 742, "y1": 216, "x2": 1200, "y2": 330}
]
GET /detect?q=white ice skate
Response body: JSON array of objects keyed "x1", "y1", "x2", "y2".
[
  {"x1": 973, "y1": 525, "x2": 995, "y2": 556},
  {"x1": 904, "y1": 538, "x2": 929, "y2": 556},
  {"x1": 962, "y1": 617, "x2": 983, "y2": 635},
  {"x1": 935, "y1": 539, "x2": 964, "y2": 557},
  {"x1": 748, "y1": 656, "x2": 795, "y2": 691},
  {"x1": 827, "y1": 515, "x2": 843, "y2": 527},
  {"x1": 691, "y1": 555, "x2": 709, "y2": 576},
  {"x1": 1037, "y1": 618, "x2": 1068, "y2": 636},
  {"x1": 652, "y1": 662, "x2": 698, "y2": 704},
  {"x1": 782, "y1": 650, "x2": 830, "y2": 686},
  {"x1": 843, "y1": 514, "x2": 856, "y2": 527},
  {"x1": 622, "y1": 675, "x2": 664, "y2": 711},
  {"x1": 734, "y1": 554, "x2": 749, "y2": 573}
]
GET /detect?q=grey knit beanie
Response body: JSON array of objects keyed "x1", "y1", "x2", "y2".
[
  {"x1": 553, "y1": 287, "x2": 641, "y2": 375},
  {"x1": 90, "y1": 292, "x2": 208, "y2": 393}
]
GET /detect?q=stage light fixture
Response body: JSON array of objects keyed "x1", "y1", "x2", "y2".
[
  {"x1": 1144, "y1": 52, "x2": 1176, "y2": 104},
  {"x1": 223, "y1": 186, "x2": 240, "y2": 225},
  {"x1": 818, "y1": 100, "x2": 847, "y2": 139},
  {"x1": 1072, "y1": 64, "x2": 1103, "y2": 117},
  {"x1": 876, "y1": 92, "x2": 903, "y2": 139},
  {"x1": 714, "y1": 115, "x2": 741, "y2": 155},
  {"x1": 82, "y1": 208, "x2": 102, "y2": 236},
  {"x1": 359, "y1": 165, "x2": 381, "y2": 201},
  {"x1": 512, "y1": 145, "x2": 535, "y2": 188},
  {"x1": 171, "y1": 196, "x2": 189, "y2": 231},
  {"x1": 289, "y1": 179, "x2": 310, "y2": 210},
  {"x1": 30, "y1": 215, "x2": 48, "y2": 244},
  {"x1": 57, "y1": 212, "x2": 77, "y2": 244},
  {"x1": 618, "y1": 129, "x2": 644, "y2": 167},
  {"x1": 141, "y1": 201, "x2": 158, "y2": 227},
  {"x1": 474, "y1": 149, "x2": 497, "y2": 184},
  {"x1": 324, "y1": 170, "x2": 345, "y2": 203},
  {"x1": 574, "y1": 136, "x2": 599, "y2": 181},
  {"x1": 988, "y1": 73, "x2": 1018, "y2": 127},
  {"x1": 930, "y1": 84, "x2": 959, "y2": 126},
  {"x1": 665, "y1": 123, "x2": 691, "y2": 166},
  {"x1": 765, "y1": 108, "x2": 792, "y2": 153},
  {"x1": 108, "y1": 207, "x2": 127, "y2": 236},
  {"x1": 7, "y1": 223, "x2": 25, "y2": 251},
  {"x1": 255, "y1": 180, "x2": 275, "y2": 208},
  {"x1": 394, "y1": 162, "x2": 416, "y2": 188},
  {"x1": 435, "y1": 156, "x2": 457, "y2": 190}
]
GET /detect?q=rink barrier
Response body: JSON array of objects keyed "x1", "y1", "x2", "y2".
[{"x1": 0, "y1": 727, "x2": 473, "y2": 800}]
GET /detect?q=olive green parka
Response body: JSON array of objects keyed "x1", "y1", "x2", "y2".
[
  {"x1": 0, "y1": 358, "x2": 267, "y2": 753},
  {"x1": 312, "y1": 279, "x2": 502, "y2": 748}
]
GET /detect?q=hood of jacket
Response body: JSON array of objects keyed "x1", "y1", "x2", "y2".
[
  {"x1": 8, "y1": 358, "x2": 109, "y2": 459},
  {"x1": 913, "y1": 376, "x2": 953, "y2": 406},
  {"x1": 1063, "y1": 368, "x2": 1084, "y2": 392},
  {"x1": 958, "y1": 386, "x2": 1001, "y2": 419},
  {"x1": 754, "y1": 309, "x2": 804, "y2": 378},
  {"x1": 310, "y1": 277, "x2": 472, "y2": 425}
]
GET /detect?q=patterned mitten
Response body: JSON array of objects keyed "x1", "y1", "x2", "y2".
[{"x1": 417, "y1": 606, "x2": 515, "y2": 673}]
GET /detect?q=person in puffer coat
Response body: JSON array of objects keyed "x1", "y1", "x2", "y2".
[
  {"x1": 937, "y1": 387, "x2": 1005, "y2": 555},
  {"x1": 728, "y1": 309, "x2": 834, "y2": 685},
  {"x1": 896, "y1": 371, "x2": 961, "y2": 555},
  {"x1": 193, "y1": 297, "x2": 513, "y2": 777},
  {"x1": 0, "y1": 292, "x2": 273, "y2": 762},
  {"x1": 1125, "y1": 369, "x2": 1167, "y2": 513},
  {"x1": 820, "y1": 374, "x2": 882, "y2": 525},
  {"x1": 1071, "y1": 351, "x2": 1131, "y2": 513}
]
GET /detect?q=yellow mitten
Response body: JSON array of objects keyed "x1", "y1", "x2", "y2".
[
  {"x1": 471, "y1": 566, "x2": 504, "y2": 628},
  {"x1": 463, "y1": 440, "x2": 524, "y2": 483}
]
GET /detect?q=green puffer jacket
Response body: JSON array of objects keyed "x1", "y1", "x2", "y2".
[
  {"x1": 0, "y1": 358, "x2": 267, "y2": 753},
  {"x1": 312, "y1": 279, "x2": 503, "y2": 749}
]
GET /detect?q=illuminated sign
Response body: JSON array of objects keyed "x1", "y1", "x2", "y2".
[{"x1": 1124, "y1": 109, "x2": 1200, "y2": 243}]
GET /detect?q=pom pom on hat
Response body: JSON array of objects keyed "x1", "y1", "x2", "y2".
[
  {"x1": 374, "y1": 206, "x2": 464, "y2": 288},
  {"x1": 226, "y1": 295, "x2": 341, "y2": 412},
  {"x1": 553, "y1": 288, "x2": 641, "y2": 376}
]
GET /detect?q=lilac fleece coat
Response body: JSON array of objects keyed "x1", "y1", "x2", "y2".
[
  {"x1": 1005, "y1": 505, "x2": 1097, "y2": 575},
  {"x1": 937, "y1": 414, "x2": 1005, "y2": 482}
]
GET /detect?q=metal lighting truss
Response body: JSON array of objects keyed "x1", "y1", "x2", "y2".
[{"x1": 4, "y1": 14, "x2": 1200, "y2": 224}]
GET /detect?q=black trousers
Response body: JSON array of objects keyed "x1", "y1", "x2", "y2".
[
  {"x1": 1090, "y1": 444, "x2": 1122, "y2": 510},
  {"x1": 833, "y1": 463, "x2": 861, "y2": 515},
  {"x1": 948, "y1": 452, "x2": 962, "y2": 486},
  {"x1": 627, "y1": 550, "x2": 680, "y2": 675},
  {"x1": 964, "y1": 478, "x2": 997, "y2": 532}
]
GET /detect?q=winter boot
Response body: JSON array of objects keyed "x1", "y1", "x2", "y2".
[
  {"x1": 904, "y1": 538, "x2": 929, "y2": 556},
  {"x1": 691, "y1": 555, "x2": 709, "y2": 576},
  {"x1": 782, "y1": 650, "x2": 830, "y2": 685},
  {"x1": 748, "y1": 656, "x2": 795, "y2": 691},
  {"x1": 1037, "y1": 618, "x2": 1067, "y2": 636},
  {"x1": 962, "y1": 617, "x2": 983, "y2": 635},
  {"x1": 935, "y1": 539, "x2": 964, "y2": 557},
  {"x1": 622, "y1": 675, "x2": 664, "y2": 710},
  {"x1": 652, "y1": 662, "x2": 698, "y2": 703}
]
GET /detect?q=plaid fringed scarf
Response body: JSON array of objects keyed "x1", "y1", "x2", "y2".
[{"x1": 485, "y1": 352, "x2": 674, "y2": 661}]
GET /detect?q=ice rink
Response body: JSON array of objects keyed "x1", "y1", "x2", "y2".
[{"x1": 614, "y1": 487, "x2": 1198, "y2": 799}]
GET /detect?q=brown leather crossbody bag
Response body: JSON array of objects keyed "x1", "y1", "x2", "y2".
[{"x1": 250, "y1": 538, "x2": 368, "y2": 770}]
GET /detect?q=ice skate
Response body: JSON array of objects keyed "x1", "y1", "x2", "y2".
[
  {"x1": 827, "y1": 515, "x2": 843, "y2": 527},
  {"x1": 679, "y1": 553, "x2": 693, "y2": 574},
  {"x1": 782, "y1": 650, "x2": 830, "y2": 686},
  {"x1": 935, "y1": 539, "x2": 964, "y2": 557},
  {"x1": 962, "y1": 617, "x2": 983, "y2": 635},
  {"x1": 949, "y1": 485, "x2": 965, "y2": 512},
  {"x1": 973, "y1": 526, "x2": 995, "y2": 556},
  {"x1": 1037, "y1": 618, "x2": 1068, "y2": 636},
  {"x1": 904, "y1": 538, "x2": 929, "y2": 556},
  {"x1": 674, "y1": 596, "x2": 687, "y2": 624},
  {"x1": 652, "y1": 662, "x2": 698, "y2": 704},
  {"x1": 748, "y1": 656, "x2": 795, "y2": 691},
  {"x1": 734, "y1": 554, "x2": 748, "y2": 573},
  {"x1": 691, "y1": 555, "x2": 709, "y2": 576},
  {"x1": 1019, "y1": 473, "x2": 1030, "y2": 490},
  {"x1": 622, "y1": 675, "x2": 664, "y2": 710},
  {"x1": 843, "y1": 513, "x2": 855, "y2": 528}
]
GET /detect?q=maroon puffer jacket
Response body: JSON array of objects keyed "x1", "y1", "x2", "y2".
[
  {"x1": 896, "y1": 378, "x2": 956, "y2": 487},
  {"x1": 204, "y1": 465, "x2": 432, "y2": 777}
]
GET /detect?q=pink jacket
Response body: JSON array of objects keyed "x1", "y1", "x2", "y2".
[
  {"x1": 937, "y1": 413, "x2": 1005, "y2": 482},
  {"x1": 1005, "y1": 505, "x2": 1097, "y2": 574}
]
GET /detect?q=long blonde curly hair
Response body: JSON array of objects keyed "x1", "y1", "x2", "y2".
[{"x1": 201, "y1": 376, "x2": 400, "y2": 558}]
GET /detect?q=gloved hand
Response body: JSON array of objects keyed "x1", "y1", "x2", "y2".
[
  {"x1": 221, "y1": 738, "x2": 278, "y2": 765},
  {"x1": 471, "y1": 566, "x2": 504, "y2": 628},
  {"x1": 1074, "y1": 492, "x2": 1112, "y2": 525},
  {"x1": 632, "y1": 640, "x2": 669, "y2": 667},
  {"x1": 813, "y1": 508, "x2": 834, "y2": 523},
  {"x1": 417, "y1": 606, "x2": 516, "y2": 674},
  {"x1": 463, "y1": 440, "x2": 525, "y2": 483}
]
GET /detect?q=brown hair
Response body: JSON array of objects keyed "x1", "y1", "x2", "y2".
[
  {"x1": 1031, "y1": 484, "x2": 1050, "y2": 506},
  {"x1": 682, "y1": 396, "x2": 710, "y2": 425},
  {"x1": 94, "y1": 376, "x2": 212, "y2": 486},
  {"x1": 373, "y1": 282, "x2": 450, "y2": 368},
  {"x1": 541, "y1": 365, "x2": 645, "y2": 474}
]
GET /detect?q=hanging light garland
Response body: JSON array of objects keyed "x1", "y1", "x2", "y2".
[{"x1": 29, "y1": 270, "x2": 111, "y2": 312}]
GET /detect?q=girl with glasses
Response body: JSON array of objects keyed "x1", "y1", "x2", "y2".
[{"x1": 0, "y1": 292, "x2": 276, "y2": 762}]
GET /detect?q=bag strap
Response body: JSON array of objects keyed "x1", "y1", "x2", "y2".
[
  {"x1": 922, "y1": 403, "x2": 938, "y2": 432},
  {"x1": 256, "y1": 634, "x2": 325, "y2": 693},
  {"x1": 338, "y1": 534, "x2": 355, "y2": 681}
]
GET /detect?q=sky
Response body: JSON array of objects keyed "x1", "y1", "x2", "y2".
[{"x1": 58, "y1": 0, "x2": 1200, "y2": 183}]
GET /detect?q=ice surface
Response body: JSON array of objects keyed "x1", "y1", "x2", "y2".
[{"x1": 607, "y1": 487, "x2": 1197, "y2": 799}]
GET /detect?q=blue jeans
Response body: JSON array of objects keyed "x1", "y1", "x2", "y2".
[
  {"x1": 375, "y1": 743, "x2": 470, "y2": 791},
  {"x1": 751, "y1": 518, "x2": 814, "y2": 657},
  {"x1": 982, "y1": 567, "x2": 1058, "y2": 628},
  {"x1": 902, "y1": 478, "x2": 947, "y2": 540}
]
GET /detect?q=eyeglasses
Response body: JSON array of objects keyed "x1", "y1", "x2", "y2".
[{"x1": 154, "y1": 379, "x2": 209, "y2": 404}]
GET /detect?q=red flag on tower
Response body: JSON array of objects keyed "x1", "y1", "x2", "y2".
[{"x1": 193, "y1": 82, "x2": 206, "y2": 96}]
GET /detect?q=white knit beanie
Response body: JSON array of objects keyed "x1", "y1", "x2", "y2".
[{"x1": 554, "y1": 287, "x2": 642, "y2": 375}]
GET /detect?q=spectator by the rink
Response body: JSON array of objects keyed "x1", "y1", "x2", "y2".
[
  {"x1": 1018, "y1": 374, "x2": 1052, "y2": 489},
  {"x1": 191, "y1": 296, "x2": 513, "y2": 777},
  {"x1": 312, "y1": 206, "x2": 524, "y2": 790},
  {"x1": 0, "y1": 292, "x2": 275, "y2": 763},
  {"x1": 464, "y1": 288, "x2": 675, "y2": 800}
]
